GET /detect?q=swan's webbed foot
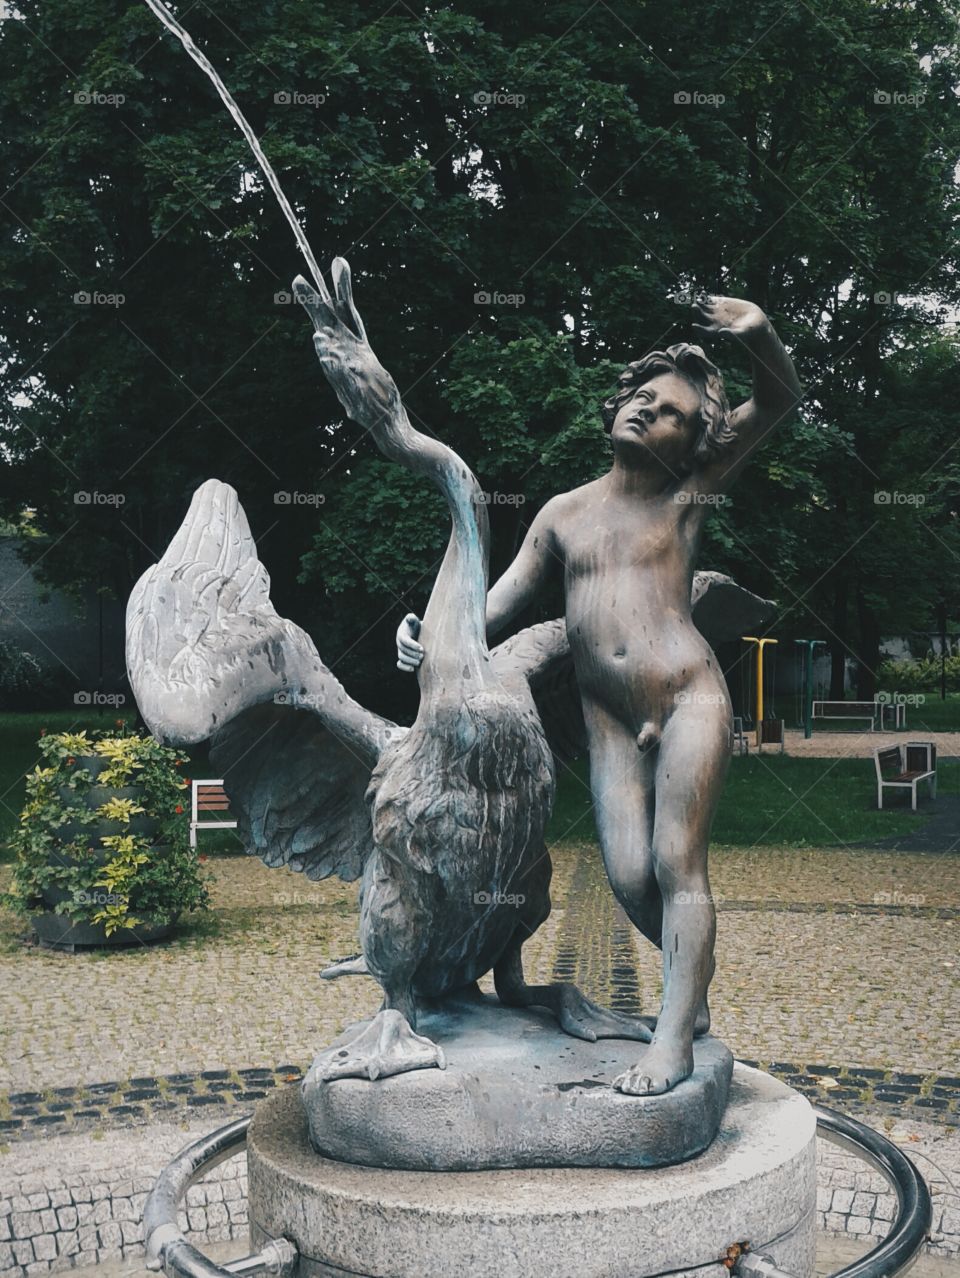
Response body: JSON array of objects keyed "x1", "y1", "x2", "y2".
[
  {"x1": 548, "y1": 983, "x2": 655, "y2": 1044},
  {"x1": 320, "y1": 952, "x2": 369, "y2": 980},
  {"x1": 314, "y1": 1009, "x2": 446, "y2": 1082},
  {"x1": 496, "y1": 969, "x2": 654, "y2": 1044}
]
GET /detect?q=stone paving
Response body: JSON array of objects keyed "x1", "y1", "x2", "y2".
[
  {"x1": 2, "y1": 1092, "x2": 959, "y2": 1273},
  {"x1": 1, "y1": 844, "x2": 958, "y2": 1094},
  {"x1": 783, "y1": 727, "x2": 960, "y2": 759},
  {"x1": 1, "y1": 823, "x2": 959, "y2": 1272}
]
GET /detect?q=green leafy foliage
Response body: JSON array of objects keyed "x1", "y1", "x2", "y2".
[
  {"x1": 0, "y1": 0, "x2": 958, "y2": 715},
  {"x1": 0, "y1": 641, "x2": 45, "y2": 710},
  {"x1": 7, "y1": 728, "x2": 209, "y2": 935},
  {"x1": 879, "y1": 654, "x2": 960, "y2": 693}
]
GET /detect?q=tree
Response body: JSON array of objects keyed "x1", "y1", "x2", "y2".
[{"x1": 1, "y1": 0, "x2": 957, "y2": 714}]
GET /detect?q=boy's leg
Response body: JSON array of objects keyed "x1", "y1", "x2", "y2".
[
  {"x1": 588, "y1": 703, "x2": 714, "y2": 1035},
  {"x1": 586, "y1": 703, "x2": 661, "y2": 949},
  {"x1": 613, "y1": 694, "x2": 729, "y2": 1096}
]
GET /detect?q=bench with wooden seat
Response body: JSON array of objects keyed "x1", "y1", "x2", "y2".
[
  {"x1": 873, "y1": 745, "x2": 937, "y2": 811},
  {"x1": 813, "y1": 700, "x2": 879, "y2": 731},
  {"x1": 875, "y1": 699, "x2": 906, "y2": 731},
  {"x1": 757, "y1": 717, "x2": 785, "y2": 754},
  {"x1": 189, "y1": 778, "x2": 238, "y2": 848},
  {"x1": 732, "y1": 716, "x2": 749, "y2": 755}
]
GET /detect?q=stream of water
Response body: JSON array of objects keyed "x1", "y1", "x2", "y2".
[{"x1": 141, "y1": 0, "x2": 330, "y2": 300}]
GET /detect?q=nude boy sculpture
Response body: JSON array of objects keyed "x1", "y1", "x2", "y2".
[{"x1": 398, "y1": 295, "x2": 801, "y2": 1095}]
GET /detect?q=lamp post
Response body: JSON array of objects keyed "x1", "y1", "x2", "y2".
[
  {"x1": 742, "y1": 636, "x2": 778, "y2": 749},
  {"x1": 794, "y1": 639, "x2": 826, "y2": 739}
]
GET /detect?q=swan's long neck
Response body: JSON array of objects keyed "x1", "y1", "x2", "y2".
[{"x1": 371, "y1": 404, "x2": 491, "y2": 705}]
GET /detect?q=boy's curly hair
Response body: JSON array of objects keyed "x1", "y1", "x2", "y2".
[{"x1": 601, "y1": 343, "x2": 736, "y2": 465}]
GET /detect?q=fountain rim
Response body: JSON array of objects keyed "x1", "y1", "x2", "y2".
[{"x1": 140, "y1": 1102, "x2": 931, "y2": 1278}]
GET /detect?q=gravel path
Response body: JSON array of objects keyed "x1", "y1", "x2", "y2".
[{"x1": 784, "y1": 728, "x2": 960, "y2": 758}]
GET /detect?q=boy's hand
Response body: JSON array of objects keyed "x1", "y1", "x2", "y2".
[
  {"x1": 689, "y1": 294, "x2": 769, "y2": 337},
  {"x1": 397, "y1": 613, "x2": 424, "y2": 672}
]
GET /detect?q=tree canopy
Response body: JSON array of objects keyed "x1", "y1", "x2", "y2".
[{"x1": 2, "y1": 0, "x2": 958, "y2": 712}]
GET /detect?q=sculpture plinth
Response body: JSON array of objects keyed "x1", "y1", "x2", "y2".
[
  {"x1": 302, "y1": 994, "x2": 733, "y2": 1171},
  {"x1": 249, "y1": 1067, "x2": 817, "y2": 1278}
]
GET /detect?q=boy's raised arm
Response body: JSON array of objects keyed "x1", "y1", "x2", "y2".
[
  {"x1": 486, "y1": 499, "x2": 562, "y2": 639},
  {"x1": 692, "y1": 296, "x2": 802, "y2": 491}
]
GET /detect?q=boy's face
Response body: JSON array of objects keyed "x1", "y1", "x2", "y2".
[{"x1": 610, "y1": 371, "x2": 702, "y2": 473}]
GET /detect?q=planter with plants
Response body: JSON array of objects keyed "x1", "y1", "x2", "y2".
[{"x1": 7, "y1": 728, "x2": 210, "y2": 950}]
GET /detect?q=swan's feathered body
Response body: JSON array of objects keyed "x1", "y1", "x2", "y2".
[{"x1": 363, "y1": 689, "x2": 554, "y2": 999}]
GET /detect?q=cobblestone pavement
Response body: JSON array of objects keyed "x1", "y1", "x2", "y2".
[
  {"x1": 1, "y1": 843, "x2": 958, "y2": 1096},
  {"x1": 1, "y1": 838, "x2": 959, "y2": 1272},
  {"x1": 817, "y1": 1105, "x2": 960, "y2": 1259},
  {"x1": 2, "y1": 1096, "x2": 959, "y2": 1273},
  {"x1": 784, "y1": 728, "x2": 960, "y2": 758}
]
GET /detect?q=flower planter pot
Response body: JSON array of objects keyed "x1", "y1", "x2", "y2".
[
  {"x1": 12, "y1": 733, "x2": 207, "y2": 950},
  {"x1": 41, "y1": 759, "x2": 166, "y2": 924},
  {"x1": 30, "y1": 911, "x2": 175, "y2": 952}
]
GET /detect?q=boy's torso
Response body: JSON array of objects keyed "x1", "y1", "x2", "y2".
[{"x1": 549, "y1": 477, "x2": 725, "y2": 726}]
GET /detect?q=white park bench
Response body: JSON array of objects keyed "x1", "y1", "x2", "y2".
[
  {"x1": 812, "y1": 700, "x2": 879, "y2": 731},
  {"x1": 874, "y1": 743, "x2": 937, "y2": 811},
  {"x1": 189, "y1": 778, "x2": 238, "y2": 848},
  {"x1": 875, "y1": 699, "x2": 906, "y2": 731}
]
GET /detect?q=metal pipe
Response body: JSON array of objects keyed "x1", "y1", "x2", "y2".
[
  {"x1": 732, "y1": 1106, "x2": 931, "y2": 1278},
  {"x1": 143, "y1": 1115, "x2": 297, "y2": 1278},
  {"x1": 743, "y1": 636, "x2": 778, "y2": 746},
  {"x1": 737, "y1": 1253, "x2": 797, "y2": 1278},
  {"x1": 812, "y1": 1105, "x2": 931, "y2": 1278}
]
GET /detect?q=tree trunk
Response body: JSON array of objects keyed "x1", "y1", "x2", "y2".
[
  {"x1": 855, "y1": 589, "x2": 881, "y2": 701},
  {"x1": 830, "y1": 573, "x2": 849, "y2": 700}
]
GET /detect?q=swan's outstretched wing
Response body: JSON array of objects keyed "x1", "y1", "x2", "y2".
[
  {"x1": 126, "y1": 477, "x2": 404, "y2": 880},
  {"x1": 491, "y1": 619, "x2": 584, "y2": 761},
  {"x1": 491, "y1": 572, "x2": 775, "y2": 761},
  {"x1": 208, "y1": 703, "x2": 380, "y2": 881},
  {"x1": 689, "y1": 569, "x2": 776, "y2": 643}
]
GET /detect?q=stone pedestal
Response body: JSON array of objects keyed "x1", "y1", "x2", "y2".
[
  {"x1": 302, "y1": 998, "x2": 733, "y2": 1170},
  {"x1": 248, "y1": 1065, "x2": 817, "y2": 1278}
]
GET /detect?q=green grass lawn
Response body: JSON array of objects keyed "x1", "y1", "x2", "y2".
[
  {"x1": 547, "y1": 753, "x2": 957, "y2": 848},
  {"x1": 886, "y1": 692, "x2": 960, "y2": 733},
  {"x1": 1, "y1": 711, "x2": 955, "y2": 860}
]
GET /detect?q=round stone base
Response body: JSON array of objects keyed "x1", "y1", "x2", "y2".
[
  {"x1": 248, "y1": 1065, "x2": 817, "y2": 1278},
  {"x1": 302, "y1": 997, "x2": 733, "y2": 1170}
]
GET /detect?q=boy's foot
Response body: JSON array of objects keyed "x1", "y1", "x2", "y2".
[{"x1": 612, "y1": 1038, "x2": 694, "y2": 1096}]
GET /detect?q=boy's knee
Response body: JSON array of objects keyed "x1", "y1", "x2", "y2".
[
  {"x1": 653, "y1": 848, "x2": 710, "y2": 900},
  {"x1": 605, "y1": 853, "x2": 658, "y2": 913}
]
